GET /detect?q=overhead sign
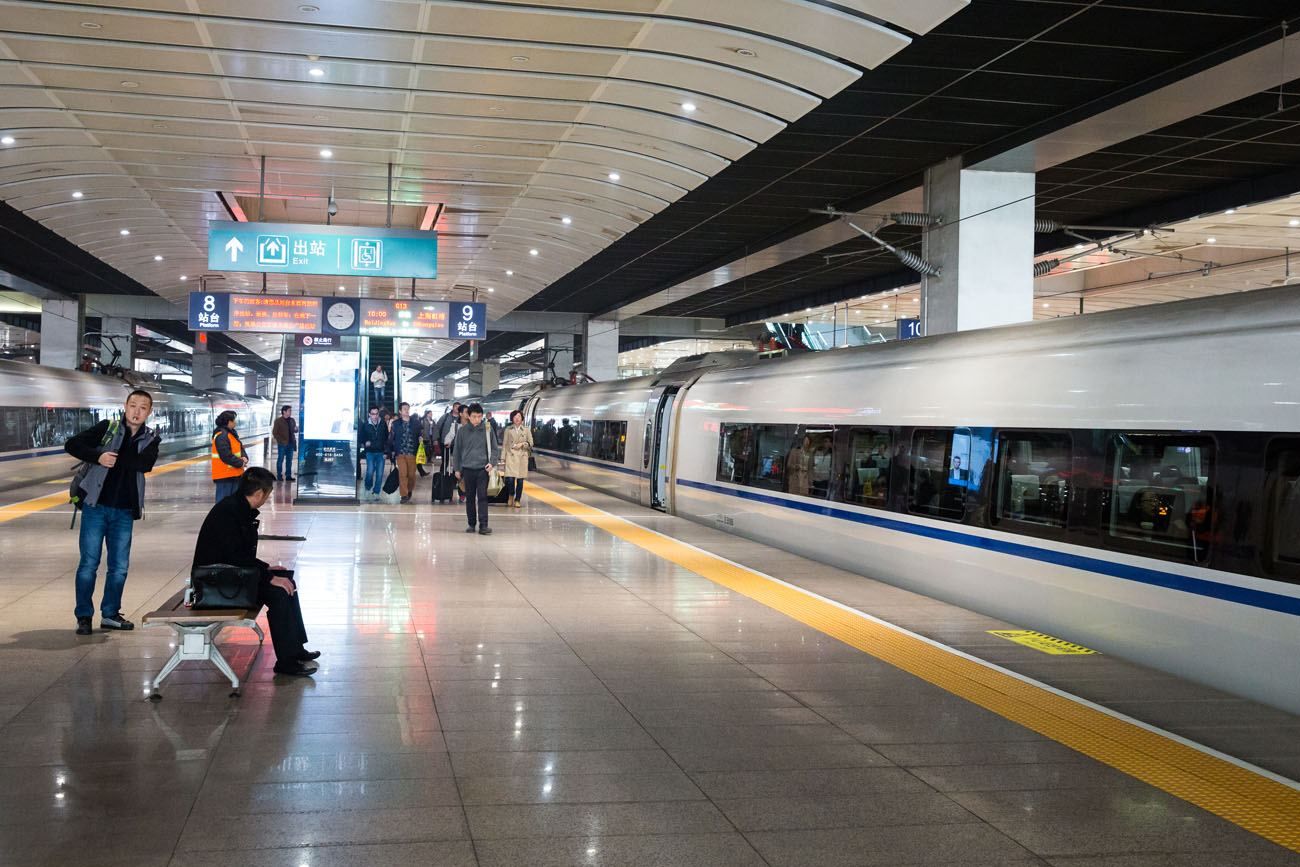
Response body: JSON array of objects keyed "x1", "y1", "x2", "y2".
[
  {"x1": 207, "y1": 221, "x2": 437, "y2": 279},
  {"x1": 297, "y1": 334, "x2": 339, "y2": 349},
  {"x1": 898, "y1": 318, "x2": 924, "y2": 341},
  {"x1": 189, "y1": 292, "x2": 486, "y2": 340}
]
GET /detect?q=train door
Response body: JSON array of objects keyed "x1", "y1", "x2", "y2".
[{"x1": 648, "y1": 387, "x2": 679, "y2": 511}]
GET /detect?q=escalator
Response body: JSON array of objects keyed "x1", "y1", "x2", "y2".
[{"x1": 364, "y1": 336, "x2": 397, "y2": 413}]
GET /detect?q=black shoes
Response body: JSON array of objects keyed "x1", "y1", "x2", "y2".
[
  {"x1": 75, "y1": 616, "x2": 92, "y2": 635},
  {"x1": 298, "y1": 650, "x2": 321, "y2": 661},
  {"x1": 465, "y1": 526, "x2": 476, "y2": 533},
  {"x1": 100, "y1": 613, "x2": 134, "y2": 630},
  {"x1": 285, "y1": 476, "x2": 295, "y2": 481},
  {"x1": 274, "y1": 661, "x2": 318, "y2": 677},
  {"x1": 478, "y1": 527, "x2": 493, "y2": 535},
  {"x1": 400, "y1": 495, "x2": 411, "y2": 504}
]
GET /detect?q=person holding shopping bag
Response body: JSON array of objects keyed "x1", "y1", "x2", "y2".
[{"x1": 501, "y1": 409, "x2": 533, "y2": 509}]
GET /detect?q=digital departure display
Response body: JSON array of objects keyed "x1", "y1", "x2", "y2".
[
  {"x1": 359, "y1": 299, "x2": 451, "y2": 337},
  {"x1": 228, "y1": 295, "x2": 323, "y2": 334}
]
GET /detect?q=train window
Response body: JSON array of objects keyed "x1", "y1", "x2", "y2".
[
  {"x1": 552, "y1": 416, "x2": 580, "y2": 453},
  {"x1": 996, "y1": 432, "x2": 1072, "y2": 529},
  {"x1": 784, "y1": 426, "x2": 833, "y2": 499},
  {"x1": 750, "y1": 424, "x2": 795, "y2": 492},
  {"x1": 591, "y1": 421, "x2": 626, "y2": 463},
  {"x1": 1263, "y1": 442, "x2": 1300, "y2": 580},
  {"x1": 1107, "y1": 434, "x2": 1213, "y2": 561},
  {"x1": 908, "y1": 428, "x2": 973, "y2": 520},
  {"x1": 576, "y1": 419, "x2": 594, "y2": 457},
  {"x1": 717, "y1": 423, "x2": 755, "y2": 486},
  {"x1": 832, "y1": 427, "x2": 891, "y2": 507}
]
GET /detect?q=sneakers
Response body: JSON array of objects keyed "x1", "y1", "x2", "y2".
[
  {"x1": 75, "y1": 616, "x2": 92, "y2": 636},
  {"x1": 478, "y1": 526, "x2": 493, "y2": 536},
  {"x1": 400, "y1": 495, "x2": 411, "y2": 504},
  {"x1": 100, "y1": 612, "x2": 134, "y2": 631}
]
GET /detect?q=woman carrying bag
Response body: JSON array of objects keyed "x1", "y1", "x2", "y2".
[{"x1": 501, "y1": 409, "x2": 533, "y2": 509}]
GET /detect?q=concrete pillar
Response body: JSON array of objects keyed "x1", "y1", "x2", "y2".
[
  {"x1": 920, "y1": 157, "x2": 1035, "y2": 336},
  {"x1": 438, "y1": 377, "x2": 458, "y2": 403},
  {"x1": 545, "y1": 332, "x2": 574, "y2": 382},
  {"x1": 244, "y1": 371, "x2": 258, "y2": 396},
  {"x1": 40, "y1": 297, "x2": 84, "y2": 369},
  {"x1": 191, "y1": 338, "x2": 229, "y2": 391},
  {"x1": 467, "y1": 361, "x2": 499, "y2": 396},
  {"x1": 99, "y1": 316, "x2": 135, "y2": 368},
  {"x1": 582, "y1": 317, "x2": 620, "y2": 381}
]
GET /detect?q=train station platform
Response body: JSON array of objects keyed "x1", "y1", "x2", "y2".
[{"x1": 0, "y1": 455, "x2": 1298, "y2": 866}]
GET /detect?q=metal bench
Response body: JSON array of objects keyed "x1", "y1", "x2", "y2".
[{"x1": 142, "y1": 588, "x2": 264, "y2": 699}]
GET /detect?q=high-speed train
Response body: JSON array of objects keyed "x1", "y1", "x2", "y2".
[
  {"x1": 519, "y1": 288, "x2": 1300, "y2": 715},
  {"x1": 0, "y1": 359, "x2": 273, "y2": 492}
]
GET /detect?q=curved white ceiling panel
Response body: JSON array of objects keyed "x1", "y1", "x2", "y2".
[{"x1": 0, "y1": 0, "x2": 967, "y2": 367}]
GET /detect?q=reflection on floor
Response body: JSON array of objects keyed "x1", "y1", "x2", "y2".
[{"x1": 0, "y1": 459, "x2": 1297, "y2": 866}]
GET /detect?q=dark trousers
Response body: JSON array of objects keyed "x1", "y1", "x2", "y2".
[
  {"x1": 505, "y1": 477, "x2": 525, "y2": 500},
  {"x1": 214, "y1": 478, "x2": 239, "y2": 503},
  {"x1": 276, "y1": 444, "x2": 294, "y2": 479},
  {"x1": 260, "y1": 577, "x2": 308, "y2": 665},
  {"x1": 462, "y1": 467, "x2": 489, "y2": 529}
]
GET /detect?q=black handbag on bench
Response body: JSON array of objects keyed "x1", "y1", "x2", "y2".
[{"x1": 190, "y1": 564, "x2": 261, "y2": 611}]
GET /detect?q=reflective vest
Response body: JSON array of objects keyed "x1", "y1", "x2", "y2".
[{"x1": 210, "y1": 429, "x2": 244, "y2": 481}]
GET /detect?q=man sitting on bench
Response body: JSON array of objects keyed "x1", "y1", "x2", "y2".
[{"x1": 192, "y1": 467, "x2": 320, "y2": 677}]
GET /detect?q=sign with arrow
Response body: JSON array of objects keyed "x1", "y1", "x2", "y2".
[{"x1": 207, "y1": 221, "x2": 437, "y2": 278}]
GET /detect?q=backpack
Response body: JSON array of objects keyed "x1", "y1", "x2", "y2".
[{"x1": 68, "y1": 420, "x2": 120, "y2": 525}]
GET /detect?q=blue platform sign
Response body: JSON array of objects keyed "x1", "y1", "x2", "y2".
[
  {"x1": 189, "y1": 291, "x2": 230, "y2": 331},
  {"x1": 452, "y1": 302, "x2": 487, "y2": 340},
  {"x1": 207, "y1": 221, "x2": 437, "y2": 279},
  {"x1": 898, "y1": 318, "x2": 924, "y2": 340}
]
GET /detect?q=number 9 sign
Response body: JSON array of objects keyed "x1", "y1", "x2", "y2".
[{"x1": 462, "y1": 304, "x2": 474, "y2": 321}]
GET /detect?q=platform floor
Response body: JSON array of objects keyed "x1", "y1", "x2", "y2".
[{"x1": 0, "y1": 456, "x2": 1298, "y2": 866}]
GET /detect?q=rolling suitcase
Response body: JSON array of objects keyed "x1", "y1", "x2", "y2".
[{"x1": 430, "y1": 454, "x2": 455, "y2": 503}]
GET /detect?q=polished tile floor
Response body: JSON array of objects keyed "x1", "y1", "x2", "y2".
[{"x1": 0, "y1": 461, "x2": 1297, "y2": 866}]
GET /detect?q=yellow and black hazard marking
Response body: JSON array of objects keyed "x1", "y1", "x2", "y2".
[{"x1": 989, "y1": 629, "x2": 1098, "y2": 655}]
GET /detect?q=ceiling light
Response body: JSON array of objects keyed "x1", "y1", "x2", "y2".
[
  {"x1": 0, "y1": 136, "x2": 14, "y2": 145},
  {"x1": 338, "y1": 285, "x2": 345, "y2": 291},
  {"x1": 72, "y1": 191, "x2": 83, "y2": 199},
  {"x1": 1225, "y1": 208, "x2": 1235, "y2": 215},
  {"x1": 80, "y1": 21, "x2": 102, "y2": 29},
  {"x1": 308, "y1": 67, "x2": 325, "y2": 78},
  {"x1": 119, "y1": 229, "x2": 130, "y2": 236},
  {"x1": 319, "y1": 148, "x2": 333, "y2": 158},
  {"x1": 735, "y1": 48, "x2": 757, "y2": 58},
  {"x1": 487, "y1": 287, "x2": 495, "y2": 292},
  {"x1": 681, "y1": 101, "x2": 697, "y2": 113},
  {"x1": 297, "y1": 4, "x2": 319, "y2": 10},
  {"x1": 529, "y1": 248, "x2": 539, "y2": 256},
  {"x1": 1206, "y1": 237, "x2": 1217, "y2": 244},
  {"x1": 1074, "y1": 243, "x2": 1085, "y2": 250},
  {"x1": 153, "y1": 255, "x2": 163, "y2": 261},
  {"x1": 561, "y1": 216, "x2": 571, "y2": 225},
  {"x1": 805, "y1": 307, "x2": 812, "y2": 312},
  {"x1": 180, "y1": 275, "x2": 187, "y2": 281},
  {"x1": 1042, "y1": 302, "x2": 1049, "y2": 308},
  {"x1": 1290, "y1": 219, "x2": 1299, "y2": 227},
  {"x1": 882, "y1": 303, "x2": 889, "y2": 310},
  {"x1": 488, "y1": 106, "x2": 505, "y2": 112},
  {"x1": 313, "y1": 114, "x2": 327, "y2": 120},
  {"x1": 510, "y1": 55, "x2": 529, "y2": 63},
  {"x1": 506, "y1": 269, "x2": 514, "y2": 275},
  {"x1": 607, "y1": 172, "x2": 620, "y2": 181},
  {"x1": 120, "y1": 80, "x2": 139, "y2": 88}
]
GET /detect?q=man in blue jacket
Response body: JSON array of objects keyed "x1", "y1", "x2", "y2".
[{"x1": 65, "y1": 389, "x2": 161, "y2": 635}]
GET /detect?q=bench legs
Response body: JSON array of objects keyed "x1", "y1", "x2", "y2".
[{"x1": 144, "y1": 619, "x2": 264, "y2": 699}]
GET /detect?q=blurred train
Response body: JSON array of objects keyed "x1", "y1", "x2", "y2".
[
  {"x1": 514, "y1": 288, "x2": 1300, "y2": 714},
  {"x1": 0, "y1": 359, "x2": 273, "y2": 492}
]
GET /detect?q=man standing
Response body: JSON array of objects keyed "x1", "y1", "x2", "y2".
[
  {"x1": 271, "y1": 404, "x2": 297, "y2": 482},
  {"x1": 370, "y1": 363, "x2": 388, "y2": 407},
  {"x1": 211, "y1": 410, "x2": 247, "y2": 503},
  {"x1": 65, "y1": 389, "x2": 161, "y2": 635},
  {"x1": 387, "y1": 402, "x2": 420, "y2": 504},
  {"x1": 453, "y1": 402, "x2": 498, "y2": 535},
  {"x1": 358, "y1": 406, "x2": 387, "y2": 500}
]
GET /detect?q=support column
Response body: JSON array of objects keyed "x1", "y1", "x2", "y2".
[
  {"x1": 437, "y1": 377, "x2": 458, "y2": 403},
  {"x1": 244, "y1": 371, "x2": 258, "y2": 396},
  {"x1": 467, "y1": 361, "x2": 499, "y2": 396},
  {"x1": 191, "y1": 337, "x2": 229, "y2": 391},
  {"x1": 39, "y1": 297, "x2": 84, "y2": 369},
  {"x1": 545, "y1": 332, "x2": 574, "y2": 382},
  {"x1": 920, "y1": 157, "x2": 1035, "y2": 336},
  {"x1": 582, "y1": 317, "x2": 619, "y2": 382},
  {"x1": 99, "y1": 316, "x2": 135, "y2": 369}
]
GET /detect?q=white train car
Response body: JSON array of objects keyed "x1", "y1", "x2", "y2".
[{"x1": 525, "y1": 290, "x2": 1300, "y2": 714}]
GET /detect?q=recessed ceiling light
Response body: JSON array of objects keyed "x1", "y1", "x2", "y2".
[
  {"x1": 487, "y1": 287, "x2": 494, "y2": 292},
  {"x1": 180, "y1": 275, "x2": 187, "y2": 281},
  {"x1": 71, "y1": 191, "x2": 83, "y2": 199},
  {"x1": 510, "y1": 55, "x2": 529, "y2": 63},
  {"x1": 882, "y1": 303, "x2": 889, "y2": 310},
  {"x1": 681, "y1": 101, "x2": 697, "y2": 113},
  {"x1": 79, "y1": 21, "x2": 102, "y2": 29},
  {"x1": 1206, "y1": 237, "x2": 1217, "y2": 244},
  {"x1": 561, "y1": 216, "x2": 571, "y2": 225},
  {"x1": 488, "y1": 106, "x2": 505, "y2": 112},
  {"x1": 1290, "y1": 219, "x2": 1299, "y2": 227},
  {"x1": 1042, "y1": 302, "x2": 1049, "y2": 308},
  {"x1": 297, "y1": 4, "x2": 319, "y2": 10},
  {"x1": 154, "y1": 255, "x2": 163, "y2": 261},
  {"x1": 313, "y1": 114, "x2": 327, "y2": 120},
  {"x1": 735, "y1": 48, "x2": 757, "y2": 58},
  {"x1": 319, "y1": 148, "x2": 333, "y2": 158},
  {"x1": 528, "y1": 248, "x2": 539, "y2": 256},
  {"x1": 120, "y1": 80, "x2": 139, "y2": 88},
  {"x1": 337, "y1": 285, "x2": 345, "y2": 291},
  {"x1": 119, "y1": 229, "x2": 130, "y2": 236},
  {"x1": 0, "y1": 136, "x2": 14, "y2": 146},
  {"x1": 1225, "y1": 208, "x2": 1235, "y2": 215},
  {"x1": 805, "y1": 307, "x2": 812, "y2": 312},
  {"x1": 1074, "y1": 243, "x2": 1085, "y2": 250},
  {"x1": 608, "y1": 172, "x2": 620, "y2": 181},
  {"x1": 308, "y1": 67, "x2": 325, "y2": 78}
]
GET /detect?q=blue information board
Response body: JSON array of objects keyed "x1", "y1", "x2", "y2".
[
  {"x1": 451, "y1": 301, "x2": 488, "y2": 340},
  {"x1": 188, "y1": 291, "x2": 485, "y2": 340},
  {"x1": 207, "y1": 221, "x2": 437, "y2": 279},
  {"x1": 898, "y1": 318, "x2": 924, "y2": 340}
]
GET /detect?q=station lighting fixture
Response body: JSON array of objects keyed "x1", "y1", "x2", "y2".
[
  {"x1": 180, "y1": 275, "x2": 187, "y2": 281},
  {"x1": 71, "y1": 190, "x2": 84, "y2": 199},
  {"x1": 1225, "y1": 208, "x2": 1236, "y2": 215},
  {"x1": 681, "y1": 102, "x2": 697, "y2": 113},
  {"x1": 154, "y1": 255, "x2": 163, "y2": 261},
  {"x1": 561, "y1": 216, "x2": 572, "y2": 225},
  {"x1": 0, "y1": 135, "x2": 14, "y2": 145},
  {"x1": 80, "y1": 21, "x2": 102, "y2": 28},
  {"x1": 607, "y1": 172, "x2": 620, "y2": 181},
  {"x1": 308, "y1": 67, "x2": 325, "y2": 77},
  {"x1": 1290, "y1": 219, "x2": 1299, "y2": 227},
  {"x1": 529, "y1": 248, "x2": 539, "y2": 256},
  {"x1": 319, "y1": 148, "x2": 333, "y2": 158},
  {"x1": 506, "y1": 269, "x2": 514, "y2": 275},
  {"x1": 487, "y1": 287, "x2": 495, "y2": 292},
  {"x1": 119, "y1": 229, "x2": 130, "y2": 236},
  {"x1": 510, "y1": 55, "x2": 529, "y2": 63},
  {"x1": 735, "y1": 48, "x2": 757, "y2": 57},
  {"x1": 1206, "y1": 237, "x2": 1217, "y2": 244}
]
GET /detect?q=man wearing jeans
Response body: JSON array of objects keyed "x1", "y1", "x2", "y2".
[
  {"x1": 358, "y1": 406, "x2": 387, "y2": 499},
  {"x1": 64, "y1": 389, "x2": 161, "y2": 635},
  {"x1": 271, "y1": 405, "x2": 297, "y2": 482},
  {"x1": 452, "y1": 402, "x2": 498, "y2": 535}
]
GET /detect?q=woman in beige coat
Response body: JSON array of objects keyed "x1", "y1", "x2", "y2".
[{"x1": 501, "y1": 410, "x2": 533, "y2": 508}]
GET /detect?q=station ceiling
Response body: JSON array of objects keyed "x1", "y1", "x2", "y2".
[{"x1": 1, "y1": 1, "x2": 1298, "y2": 373}]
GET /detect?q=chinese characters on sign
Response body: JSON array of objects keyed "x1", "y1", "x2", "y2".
[
  {"x1": 207, "y1": 221, "x2": 437, "y2": 279},
  {"x1": 189, "y1": 292, "x2": 485, "y2": 340},
  {"x1": 229, "y1": 295, "x2": 323, "y2": 334},
  {"x1": 359, "y1": 300, "x2": 450, "y2": 337}
]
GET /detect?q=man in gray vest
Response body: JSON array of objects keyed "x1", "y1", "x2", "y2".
[{"x1": 65, "y1": 389, "x2": 161, "y2": 635}]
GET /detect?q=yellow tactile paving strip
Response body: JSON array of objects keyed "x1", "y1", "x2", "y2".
[
  {"x1": 526, "y1": 481, "x2": 1300, "y2": 853},
  {"x1": 0, "y1": 454, "x2": 207, "y2": 524}
]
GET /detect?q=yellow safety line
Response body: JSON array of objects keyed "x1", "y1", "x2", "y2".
[
  {"x1": 0, "y1": 455, "x2": 208, "y2": 524},
  {"x1": 525, "y1": 481, "x2": 1300, "y2": 853}
]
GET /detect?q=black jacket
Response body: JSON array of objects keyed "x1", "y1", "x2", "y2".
[
  {"x1": 357, "y1": 420, "x2": 388, "y2": 454},
  {"x1": 192, "y1": 493, "x2": 268, "y2": 579},
  {"x1": 65, "y1": 419, "x2": 160, "y2": 519}
]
